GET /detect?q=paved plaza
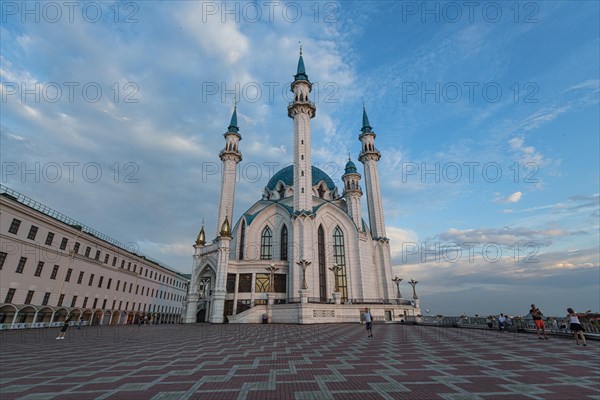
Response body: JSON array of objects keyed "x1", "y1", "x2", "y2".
[{"x1": 1, "y1": 324, "x2": 599, "y2": 400}]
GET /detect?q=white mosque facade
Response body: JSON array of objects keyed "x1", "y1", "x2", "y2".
[{"x1": 184, "y1": 52, "x2": 420, "y2": 324}]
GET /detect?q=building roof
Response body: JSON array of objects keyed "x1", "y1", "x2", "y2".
[{"x1": 266, "y1": 165, "x2": 337, "y2": 191}]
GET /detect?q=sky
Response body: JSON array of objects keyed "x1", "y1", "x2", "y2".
[{"x1": 1, "y1": 1, "x2": 598, "y2": 317}]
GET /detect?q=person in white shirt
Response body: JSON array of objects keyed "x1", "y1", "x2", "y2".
[
  {"x1": 497, "y1": 313, "x2": 506, "y2": 331},
  {"x1": 565, "y1": 308, "x2": 587, "y2": 346}
]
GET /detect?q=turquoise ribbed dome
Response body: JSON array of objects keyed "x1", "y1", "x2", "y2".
[
  {"x1": 344, "y1": 160, "x2": 357, "y2": 174},
  {"x1": 266, "y1": 166, "x2": 336, "y2": 191}
]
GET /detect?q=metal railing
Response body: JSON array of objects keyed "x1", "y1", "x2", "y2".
[{"x1": 403, "y1": 315, "x2": 600, "y2": 338}]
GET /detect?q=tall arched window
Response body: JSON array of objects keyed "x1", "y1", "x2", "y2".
[
  {"x1": 333, "y1": 226, "x2": 348, "y2": 301},
  {"x1": 260, "y1": 226, "x2": 272, "y2": 260},
  {"x1": 318, "y1": 225, "x2": 326, "y2": 301},
  {"x1": 239, "y1": 220, "x2": 245, "y2": 260},
  {"x1": 280, "y1": 225, "x2": 288, "y2": 261}
]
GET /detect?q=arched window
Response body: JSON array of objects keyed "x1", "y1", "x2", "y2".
[
  {"x1": 280, "y1": 225, "x2": 288, "y2": 261},
  {"x1": 317, "y1": 184, "x2": 325, "y2": 199},
  {"x1": 260, "y1": 226, "x2": 272, "y2": 260},
  {"x1": 333, "y1": 226, "x2": 348, "y2": 301},
  {"x1": 318, "y1": 225, "x2": 326, "y2": 301},
  {"x1": 238, "y1": 220, "x2": 245, "y2": 260}
]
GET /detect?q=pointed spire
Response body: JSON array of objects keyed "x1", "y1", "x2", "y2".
[
  {"x1": 294, "y1": 43, "x2": 309, "y2": 82},
  {"x1": 361, "y1": 104, "x2": 373, "y2": 134},
  {"x1": 227, "y1": 100, "x2": 239, "y2": 133},
  {"x1": 195, "y1": 221, "x2": 206, "y2": 246},
  {"x1": 220, "y1": 216, "x2": 231, "y2": 237}
]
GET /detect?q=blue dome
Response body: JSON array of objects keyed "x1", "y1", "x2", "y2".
[
  {"x1": 344, "y1": 160, "x2": 357, "y2": 174},
  {"x1": 266, "y1": 165, "x2": 336, "y2": 191}
]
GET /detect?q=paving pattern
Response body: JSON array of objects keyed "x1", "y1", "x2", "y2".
[{"x1": 1, "y1": 323, "x2": 599, "y2": 399}]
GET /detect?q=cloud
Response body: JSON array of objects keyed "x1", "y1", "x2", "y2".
[
  {"x1": 563, "y1": 79, "x2": 600, "y2": 93},
  {"x1": 509, "y1": 137, "x2": 544, "y2": 165},
  {"x1": 493, "y1": 191, "x2": 522, "y2": 204}
]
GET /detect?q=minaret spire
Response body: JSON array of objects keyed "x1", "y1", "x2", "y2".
[
  {"x1": 228, "y1": 98, "x2": 239, "y2": 133},
  {"x1": 361, "y1": 104, "x2": 373, "y2": 133},
  {"x1": 294, "y1": 42, "x2": 309, "y2": 82}
]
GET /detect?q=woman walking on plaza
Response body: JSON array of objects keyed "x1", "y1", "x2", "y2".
[{"x1": 565, "y1": 308, "x2": 587, "y2": 346}]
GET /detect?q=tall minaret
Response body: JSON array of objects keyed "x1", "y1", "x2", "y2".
[
  {"x1": 208, "y1": 107, "x2": 240, "y2": 324},
  {"x1": 216, "y1": 104, "x2": 242, "y2": 236},
  {"x1": 342, "y1": 157, "x2": 364, "y2": 230},
  {"x1": 288, "y1": 47, "x2": 316, "y2": 300},
  {"x1": 358, "y1": 105, "x2": 386, "y2": 239},
  {"x1": 288, "y1": 46, "x2": 316, "y2": 213}
]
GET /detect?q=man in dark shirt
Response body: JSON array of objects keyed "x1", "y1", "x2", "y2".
[{"x1": 530, "y1": 304, "x2": 548, "y2": 339}]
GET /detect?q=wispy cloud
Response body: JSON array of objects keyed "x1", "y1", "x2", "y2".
[{"x1": 493, "y1": 191, "x2": 522, "y2": 204}]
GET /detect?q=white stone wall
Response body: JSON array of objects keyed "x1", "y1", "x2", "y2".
[{"x1": 0, "y1": 196, "x2": 188, "y2": 321}]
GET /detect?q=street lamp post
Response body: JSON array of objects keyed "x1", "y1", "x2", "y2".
[
  {"x1": 328, "y1": 264, "x2": 342, "y2": 293},
  {"x1": 391, "y1": 276, "x2": 403, "y2": 299},
  {"x1": 296, "y1": 260, "x2": 311, "y2": 290},
  {"x1": 408, "y1": 279, "x2": 418, "y2": 299},
  {"x1": 265, "y1": 263, "x2": 279, "y2": 293}
]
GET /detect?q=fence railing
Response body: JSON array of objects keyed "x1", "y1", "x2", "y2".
[{"x1": 404, "y1": 315, "x2": 600, "y2": 337}]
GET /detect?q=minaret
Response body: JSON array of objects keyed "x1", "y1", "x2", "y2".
[
  {"x1": 216, "y1": 104, "x2": 242, "y2": 237},
  {"x1": 288, "y1": 46, "x2": 316, "y2": 300},
  {"x1": 288, "y1": 46, "x2": 316, "y2": 213},
  {"x1": 358, "y1": 105, "x2": 386, "y2": 239},
  {"x1": 358, "y1": 105, "x2": 395, "y2": 301},
  {"x1": 206, "y1": 106, "x2": 241, "y2": 324},
  {"x1": 341, "y1": 157, "x2": 364, "y2": 230}
]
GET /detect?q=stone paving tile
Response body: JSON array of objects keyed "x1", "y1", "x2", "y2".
[{"x1": 1, "y1": 324, "x2": 599, "y2": 400}]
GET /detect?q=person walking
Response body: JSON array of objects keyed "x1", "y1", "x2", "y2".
[
  {"x1": 364, "y1": 308, "x2": 374, "y2": 338},
  {"x1": 505, "y1": 315, "x2": 513, "y2": 332},
  {"x1": 498, "y1": 313, "x2": 506, "y2": 331},
  {"x1": 56, "y1": 315, "x2": 72, "y2": 340},
  {"x1": 529, "y1": 304, "x2": 549, "y2": 340},
  {"x1": 565, "y1": 308, "x2": 587, "y2": 346}
]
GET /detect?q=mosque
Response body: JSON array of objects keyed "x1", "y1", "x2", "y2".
[{"x1": 184, "y1": 51, "x2": 420, "y2": 324}]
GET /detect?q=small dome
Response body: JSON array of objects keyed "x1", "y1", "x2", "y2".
[
  {"x1": 344, "y1": 160, "x2": 357, "y2": 174},
  {"x1": 266, "y1": 165, "x2": 337, "y2": 191}
]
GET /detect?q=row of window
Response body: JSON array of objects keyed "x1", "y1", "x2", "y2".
[
  {"x1": 0, "y1": 253, "x2": 186, "y2": 303},
  {"x1": 236, "y1": 224, "x2": 349, "y2": 299},
  {"x1": 238, "y1": 223, "x2": 288, "y2": 261},
  {"x1": 7, "y1": 218, "x2": 186, "y2": 289},
  {"x1": 224, "y1": 273, "x2": 287, "y2": 293},
  {"x1": 3, "y1": 288, "x2": 180, "y2": 314}
]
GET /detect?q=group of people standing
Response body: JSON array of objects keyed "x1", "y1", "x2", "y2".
[
  {"x1": 362, "y1": 306, "x2": 589, "y2": 347},
  {"x1": 529, "y1": 304, "x2": 587, "y2": 346}
]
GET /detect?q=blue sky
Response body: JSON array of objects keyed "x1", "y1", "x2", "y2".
[{"x1": 1, "y1": 1, "x2": 598, "y2": 316}]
